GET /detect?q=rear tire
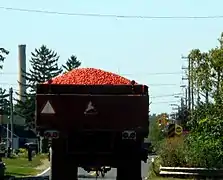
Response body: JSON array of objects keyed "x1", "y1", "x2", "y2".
[
  {"x1": 116, "y1": 157, "x2": 142, "y2": 180},
  {"x1": 50, "y1": 138, "x2": 78, "y2": 180}
]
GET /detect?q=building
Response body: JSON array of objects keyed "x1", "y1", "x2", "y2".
[{"x1": 1, "y1": 124, "x2": 37, "y2": 149}]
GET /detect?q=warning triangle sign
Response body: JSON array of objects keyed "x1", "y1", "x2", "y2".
[
  {"x1": 41, "y1": 101, "x2": 55, "y2": 114},
  {"x1": 84, "y1": 101, "x2": 97, "y2": 115}
]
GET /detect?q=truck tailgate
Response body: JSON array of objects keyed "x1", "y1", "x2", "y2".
[{"x1": 36, "y1": 94, "x2": 148, "y2": 133}]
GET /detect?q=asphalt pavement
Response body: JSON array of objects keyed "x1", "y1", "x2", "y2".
[{"x1": 40, "y1": 156, "x2": 156, "y2": 179}]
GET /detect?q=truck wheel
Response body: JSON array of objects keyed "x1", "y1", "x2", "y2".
[
  {"x1": 117, "y1": 158, "x2": 142, "y2": 180},
  {"x1": 50, "y1": 138, "x2": 78, "y2": 180}
]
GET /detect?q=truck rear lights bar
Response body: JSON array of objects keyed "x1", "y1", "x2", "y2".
[
  {"x1": 122, "y1": 130, "x2": 136, "y2": 140},
  {"x1": 44, "y1": 130, "x2": 59, "y2": 139}
]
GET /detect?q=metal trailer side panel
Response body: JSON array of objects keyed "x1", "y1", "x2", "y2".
[
  {"x1": 36, "y1": 84, "x2": 149, "y2": 95},
  {"x1": 36, "y1": 94, "x2": 149, "y2": 134}
]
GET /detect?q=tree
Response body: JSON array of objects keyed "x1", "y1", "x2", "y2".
[
  {"x1": 148, "y1": 113, "x2": 165, "y2": 152},
  {"x1": 0, "y1": 48, "x2": 9, "y2": 69},
  {"x1": 16, "y1": 45, "x2": 63, "y2": 128},
  {"x1": 26, "y1": 45, "x2": 62, "y2": 92},
  {"x1": 176, "y1": 106, "x2": 189, "y2": 128},
  {"x1": 0, "y1": 48, "x2": 10, "y2": 116},
  {"x1": 0, "y1": 88, "x2": 10, "y2": 116},
  {"x1": 184, "y1": 33, "x2": 223, "y2": 167},
  {"x1": 62, "y1": 55, "x2": 81, "y2": 72},
  {"x1": 188, "y1": 33, "x2": 223, "y2": 105}
]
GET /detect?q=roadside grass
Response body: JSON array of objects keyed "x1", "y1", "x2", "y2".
[
  {"x1": 148, "y1": 156, "x2": 192, "y2": 180},
  {"x1": 3, "y1": 153, "x2": 48, "y2": 177},
  {"x1": 151, "y1": 178, "x2": 192, "y2": 180}
]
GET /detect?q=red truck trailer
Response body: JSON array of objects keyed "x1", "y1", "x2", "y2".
[{"x1": 36, "y1": 83, "x2": 149, "y2": 180}]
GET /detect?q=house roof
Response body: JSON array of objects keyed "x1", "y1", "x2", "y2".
[{"x1": 0, "y1": 125, "x2": 37, "y2": 138}]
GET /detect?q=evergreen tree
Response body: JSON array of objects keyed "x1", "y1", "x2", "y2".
[
  {"x1": 62, "y1": 55, "x2": 81, "y2": 72},
  {"x1": 0, "y1": 88, "x2": 10, "y2": 116},
  {"x1": 26, "y1": 45, "x2": 63, "y2": 93},
  {"x1": 0, "y1": 48, "x2": 9, "y2": 69},
  {"x1": 0, "y1": 48, "x2": 10, "y2": 116},
  {"x1": 16, "y1": 45, "x2": 63, "y2": 128}
]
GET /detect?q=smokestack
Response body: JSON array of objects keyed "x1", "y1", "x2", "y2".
[{"x1": 18, "y1": 45, "x2": 26, "y2": 102}]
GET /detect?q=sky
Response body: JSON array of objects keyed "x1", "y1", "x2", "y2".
[{"x1": 0, "y1": 0, "x2": 223, "y2": 114}]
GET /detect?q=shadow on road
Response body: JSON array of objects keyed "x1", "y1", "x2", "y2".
[{"x1": 78, "y1": 174, "x2": 113, "y2": 179}]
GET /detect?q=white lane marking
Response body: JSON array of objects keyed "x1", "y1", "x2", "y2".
[{"x1": 36, "y1": 167, "x2": 51, "y2": 177}]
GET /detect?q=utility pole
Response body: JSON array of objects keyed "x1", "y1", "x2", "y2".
[
  {"x1": 182, "y1": 55, "x2": 193, "y2": 121},
  {"x1": 190, "y1": 58, "x2": 195, "y2": 111},
  {"x1": 182, "y1": 56, "x2": 190, "y2": 110},
  {"x1": 0, "y1": 89, "x2": 8, "y2": 149},
  {"x1": 9, "y1": 88, "x2": 13, "y2": 150},
  {"x1": 188, "y1": 57, "x2": 191, "y2": 113},
  {"x1": 185, "y1": 88, "x2": 188, "y2": 108}
]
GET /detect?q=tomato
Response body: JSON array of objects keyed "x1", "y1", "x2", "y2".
[{"x1": 45, "y1": 68, "x2": 137, "y2": 85}]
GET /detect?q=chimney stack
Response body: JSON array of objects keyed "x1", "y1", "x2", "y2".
[{"x1": 18, "y1": 45, "x2": 26, "y2": 102}]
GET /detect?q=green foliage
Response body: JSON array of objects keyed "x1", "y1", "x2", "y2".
[
  {"x1": 0, "y1": 88, "x2": 10, "y2": 115},
  {"x1": 186, "y1": 103, "x2": 223, "y2": 168},
  {"x1": 176, "y1": 106, "x2": 189, "y2": 128},
  {"x1": 25, "y1": 45, "x2": 63, "y2": 91},
  {"x1": 0, "y1": 48, "x2": 9, "y2": 69},
  {"x1": 15, "y1": 96, "x2": 34, "y2": 128},
  {"x1": 148, "y1": 156, "x2": 162, "y2": 178},
  {"x1": 148, "y1": 114, "x2": 165, "y2": 152},
  {"x1": 3, "y1": 153, "x2": 48, "y2": 177},
  {"x1": 186, "y1": 132, "x2": 223, "y2": 168},
  {"x1": 187, "y1": 102, "x2": 215, "y2": 131},
  {"x1": 14, "y1": 45, "x2": 82, "y2": 129},
  {"x1": 0, "y1": 49, "x2": 9, "y2": 116},
  {"x1": 157, "y1": 110, "x2": 223, "y2": 168},
  {"x1": 158, "y1": 137, "x2": 188, "y2": 167},
  {"x1": 188, "y1": 33, "x2": 223, "y2": 104},
  {"x1": 157, "y1": 135, "x2": 223, "y2": 168},
  {"x1": 16, "y1": 45, "x2": 63, "y2": 128},
  {"x1": 158, "y1": 33, "x2": 223, "y2": 168},
  {"x1": 62, "y1": 55, "x2": 81, "y2": 72}
]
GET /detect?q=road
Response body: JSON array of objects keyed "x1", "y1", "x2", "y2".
[{"x1": 40, "y1": 156, "x2": 156, "y2": 179}]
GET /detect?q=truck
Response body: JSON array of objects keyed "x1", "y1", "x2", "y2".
[{"x1": 36, "y1": 81, "x2": 149, "y2": 180}]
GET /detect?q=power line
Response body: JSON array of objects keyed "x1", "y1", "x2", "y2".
[
  {"x1": 1, "y1": 6, "x2": 223, "y2": 19},
  {"x1": 0, "y1": 72, "x2": 182, "y2": 76},
  {"x1": 121, "y1": 72, "x2": 182, "y2": 75},
  {"x1": 9, "y1": 89, "x2": 181, "y2": 98},
  {"x1": 152, "y1": 100, "x2": 179, "y2": 104},
  {"x1": 0, "y1": 82, "x2": 180, "y2": 87},
  {"x1": 4, "y1": 87, "x2": 181, "y2": 102},
  {"x1": 151, "y1": 93, "x2": 182, "y2": 98},
  {"x1": 1, "y1": 84, "x2": 181, "y2": 97},
  {"x1": 149, "y1": 84, "x2": 179, "y2": 86}
]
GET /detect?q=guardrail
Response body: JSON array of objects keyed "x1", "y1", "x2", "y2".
[{"x1": 159, "y1": 166, "x2": 223, "y2": 178}]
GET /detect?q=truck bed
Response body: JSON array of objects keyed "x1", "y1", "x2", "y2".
[{"x1": 36, "y1": 84, "x2": 149, "y2": 135}]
